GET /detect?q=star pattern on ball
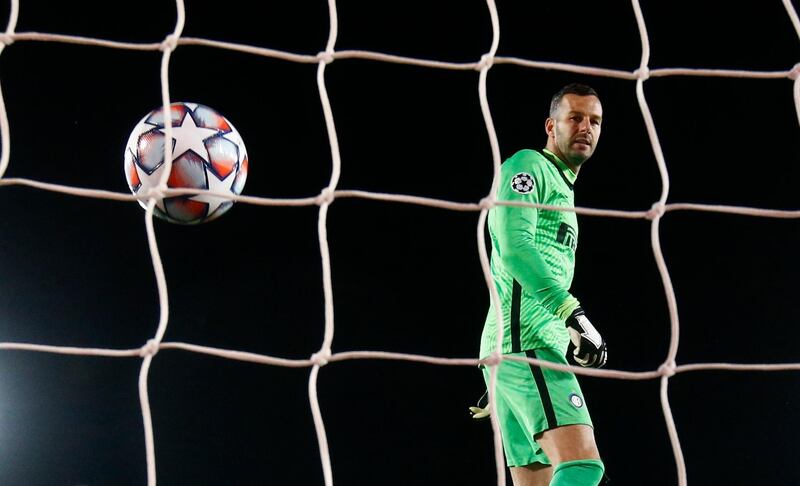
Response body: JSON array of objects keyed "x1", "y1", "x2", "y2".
[
  {"x1": 125, "y1": 102, "x2": 248, "y2": 224},
  {"x1": 131, "y1": 159, "x2": 169, "y2": 212},
  {"x1": 221, "y1": 128, "x2": 246, "y2": 155},
  {"x1": 510, "y1": 172, "x2": 534, "y2": 194},
  {"x1": 189, "y1": 168, "x2": 238, "y2": 216},
  {"x1": 160, "y1": 111, "x2": 221, "y2": 161}
]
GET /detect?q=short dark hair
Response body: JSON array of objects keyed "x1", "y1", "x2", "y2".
[{"x1": 549, "y1": 83, "x2": 600, "y2": 117}]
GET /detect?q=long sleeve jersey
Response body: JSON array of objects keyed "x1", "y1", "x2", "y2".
[{"x1": 480, "y1": 149, "x2": 581, "y2": 358}]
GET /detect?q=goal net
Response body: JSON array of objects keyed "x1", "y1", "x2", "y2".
[{"x1": 0, "y1": 0, "x2": 798, "y2": 484}]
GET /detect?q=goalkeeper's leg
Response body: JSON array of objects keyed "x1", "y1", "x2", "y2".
[
  {"x1": 510, "y1": 463, "x2": 552, "y2": 486},
  {"x1": 550, "y1": 459, "x2": 605, "y2": 485},
  {"x1": 507, "y1": 425, "x2": 602, "y2": 486},
  {"x1": 537, "y1": 424, "x2": 604, "y2": 486},
  {"x1": 508, "y1": 459, "x2": 603, "y2": 486}
]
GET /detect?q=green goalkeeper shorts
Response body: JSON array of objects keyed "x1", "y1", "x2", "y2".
[{"x1": 481, "y1": 348, "x2": 594, "y2": 467}]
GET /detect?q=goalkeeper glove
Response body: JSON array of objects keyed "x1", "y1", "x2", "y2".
[
  {"x1": 468, "y1": 390, "x2": 490, "y2": 421},
  {"x1": 565, "y1": 307, "x2": 607, "y2": 368}
]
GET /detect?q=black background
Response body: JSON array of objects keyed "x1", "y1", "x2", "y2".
[{"x1": 0, "y1": 1, "x2": 798, "y2": 485}]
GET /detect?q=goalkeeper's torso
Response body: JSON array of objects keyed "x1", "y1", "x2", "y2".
[{"x1": 480, "y1": 149, "x2": 578, "y2": 358}]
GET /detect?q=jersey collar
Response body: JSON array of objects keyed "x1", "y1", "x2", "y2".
[{"x1": 541, "y1": 149, "x2": 577, "y2": 189}]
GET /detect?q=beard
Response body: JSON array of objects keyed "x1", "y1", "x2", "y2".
[{"x1": 558, "y1": 138, "x2": 593, "y2": 167}]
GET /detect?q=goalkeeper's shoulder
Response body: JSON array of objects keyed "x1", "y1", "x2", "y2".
[
  {"x1": 498, "y1": 149, "x2": 549, "y2": 198},
  {"x1": 502, "y1": 149, "x2": 549, "y2": 173}
]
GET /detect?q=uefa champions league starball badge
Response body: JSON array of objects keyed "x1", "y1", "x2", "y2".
[
  {"x1": 124, "y1": 102, "x2": 248, "y2": 224},
  {"x1": 511, "y1": 172, "x2": 534, "y2": 194}
]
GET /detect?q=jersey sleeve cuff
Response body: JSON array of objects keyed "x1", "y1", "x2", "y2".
[{"x1": 555, "y1": 297, "x2": 581, "y2": 321}]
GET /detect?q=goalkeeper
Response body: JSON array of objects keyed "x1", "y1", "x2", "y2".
[{"x1": 476, "y1": 83, "x2": 607, "y2": 486}]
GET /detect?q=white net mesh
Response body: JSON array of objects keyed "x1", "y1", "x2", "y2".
[{"x1": 1, "y1": 0, "x2": 799, "y2": 484}]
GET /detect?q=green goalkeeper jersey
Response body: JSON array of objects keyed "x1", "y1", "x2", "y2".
[{"x1": 480, "y1": 149, "x2": 582, "y2": 358}]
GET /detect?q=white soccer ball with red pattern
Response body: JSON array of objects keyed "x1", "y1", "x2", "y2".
[{"x1": 123, "y1": 102, "x2": 248, "y2": 224}]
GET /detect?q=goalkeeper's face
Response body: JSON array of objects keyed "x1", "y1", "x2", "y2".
[{"x1": 546, "y1": 94, "x2": 603, "y2": 170}]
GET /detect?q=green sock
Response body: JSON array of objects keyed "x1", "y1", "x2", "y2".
[{"x1": 550, "y1": 459, "x2": 605, "y2": 486}]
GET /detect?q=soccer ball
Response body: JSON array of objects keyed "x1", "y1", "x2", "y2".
[{"x1": 123, "y1": 102, "x2": 248, "y2": 224}]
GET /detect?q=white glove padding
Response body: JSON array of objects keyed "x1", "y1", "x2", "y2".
[
  {"x1": 565, "y1": 307, "x2": 608, "y2": 368},
  {"x1": 468, "y1": 390, "x2": 491, "y2": 421},
  {"x1": 469, "y1": 405, "x2": 490, "y2": 420}
]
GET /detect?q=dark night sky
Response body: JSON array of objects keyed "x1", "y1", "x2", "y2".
[{"x1": 0, "y1": 1, "x2": 798, "y2": 485}]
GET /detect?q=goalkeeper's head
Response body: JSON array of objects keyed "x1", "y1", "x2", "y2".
[{"x1": 545, "y1": 83, "x2": 603, "y2": 173}]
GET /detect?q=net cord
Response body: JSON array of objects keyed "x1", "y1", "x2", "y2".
[
  {"x1": 0, "y1": 0, "x2": 17, "y2": 178},
  {"x1": 0, "y1": 0, "x2": 798, "y2": 484}
]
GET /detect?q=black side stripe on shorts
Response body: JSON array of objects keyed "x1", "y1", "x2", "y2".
[
  {"x1": 510, "y1": 280, "x2": 522, "y2": 353},
  {"x1": 526, "y1": 349, "x2": 557, "y2": 429}
]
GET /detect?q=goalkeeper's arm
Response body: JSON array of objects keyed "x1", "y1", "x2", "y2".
[{"x1": 495, "y1": 201, "x2": 608, "y2": 367}]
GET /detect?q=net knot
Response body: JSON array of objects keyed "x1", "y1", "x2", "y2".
[
  {"x1": 476, "y1": 54, "x2": 494, "y2": 71},
  {"x1": 311, "y1": 349, "x2": 331, "y2": 367},
  {"x1": 139, "y1": 339, "x2": 160, "y2": 358},
  {"x1": 0, "y1": 33, "x2": 14, "y2": 46},
  {"x1": 478, "y1": 196, "x2": 495, "y2": 210},
  {"x1": 789, "y1": 63, "x2": 800, "y2": 81},
  {"x1": 482, "y1": 352, "x2": 502, "y2": 367},
  {"x1": 316, "y1": 51, "x2": 335, "y2": 65},
  {"x1": 160, "y1": 34, "x2": 180, "y2": 51},
  {"x1": 658, "y1": 360, "x2": 676, "y2": 377},
  {"x1": 140, "y1": 185, "x2": 166, "y2": 202},
  {"x1": 634, "y1": 67, "x2": 650, "y2": 81},
  {"x1": 646, "y1": 201, "x2": 665, "y2": 220},
  {"x1": 316, "y1": 187, "x2": 335, "y2": 205}
]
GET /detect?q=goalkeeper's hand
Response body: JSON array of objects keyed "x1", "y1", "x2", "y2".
[{"x1": 565, "y1": 307, "x2": 607, "y2": 368}]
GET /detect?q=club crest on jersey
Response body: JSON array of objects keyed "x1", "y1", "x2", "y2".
[
  {"x1": 510, "y1": 172, "x2": 534, "y2": 194},
  {"x1": 569, "y1": 393, "x2": 584, "y2": 408}
]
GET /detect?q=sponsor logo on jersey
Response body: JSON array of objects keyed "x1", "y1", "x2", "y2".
[
  {"x1": 569, "y1": 393, "x2": 584, "y2": 408},
  {"x1": 510, "y1": 172, "x2": 534, "y2": 194},
  {"x1": 557, "y1": 222, "x2": 577, "y2": 251}
]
